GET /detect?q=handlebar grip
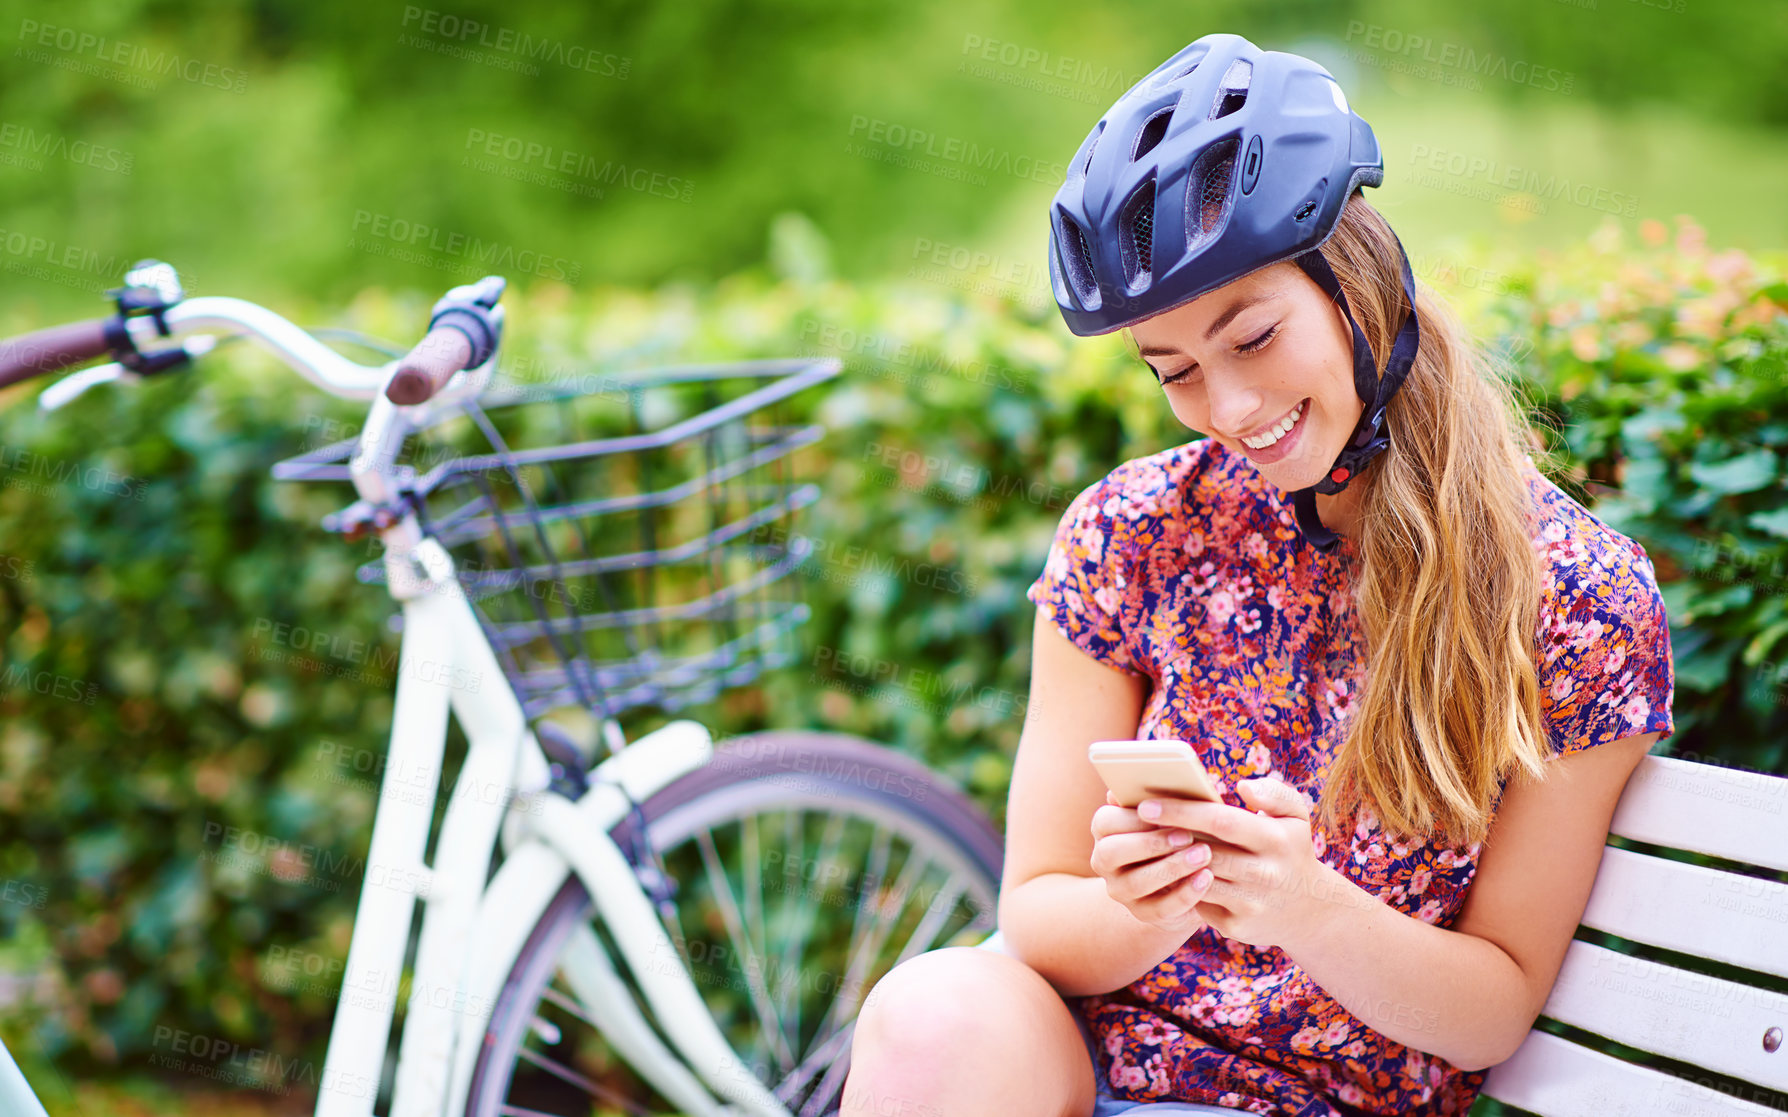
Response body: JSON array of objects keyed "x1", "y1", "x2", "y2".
[
  {"x1": 0, "y1": 318, "x2": 114, "y2": 389},
  {"x1": 385, "y1": 325, "x2": 475, "y2": 405}
]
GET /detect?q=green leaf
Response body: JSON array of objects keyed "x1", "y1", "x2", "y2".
[
  {"x1": 1621, "y1": 406, "x2": 1686, "y2": 446},
  {"x1": 1673, "y1": 641, "x2": 1731, "y2": 693},
  {"x1": 1658, "y1": 580, "x2": 1697, "y2": 619},
  {"x1": 1620, "y1": 458, "x2": 1673, "y2": 508},
  {"x1": 1687, "y1": 582, "x2": 1755, "y2": 619},
  {"x1": 1688, "y1": 448, "x2": 1778, "y2": 494},
  {"x1": 1743, "y1": 618, "x2": 1788, "y2": 666},
  {"x1": 67, "y1": 829, "x2": 131, "y2": 886},
  {"x1": 1749, "y1": 507, "x2": 1788, "y2": 538}
]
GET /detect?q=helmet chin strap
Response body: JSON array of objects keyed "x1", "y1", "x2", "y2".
[{"x1": 1286, "y1": 232, "x2": 1421, "y2": 555}]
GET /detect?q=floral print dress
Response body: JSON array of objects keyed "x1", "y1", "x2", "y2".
[{"x1": 1023, "y1": 437, "x2": 1676, "y2": 1117}]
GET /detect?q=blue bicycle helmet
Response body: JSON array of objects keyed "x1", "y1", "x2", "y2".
[{"x1": 1047, "y1": 32, "x2": 1420, "y2": 555}]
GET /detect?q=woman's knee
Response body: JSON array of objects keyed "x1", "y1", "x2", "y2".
[
  {"x1": 854, "y1": 946, "x2": 1079, "y2": 1063},
  {"x1": 847, "y1": 947, "x2": 1096, "y2": 1117}
]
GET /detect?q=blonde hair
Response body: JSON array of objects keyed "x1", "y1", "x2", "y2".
[{"x1": 1307, "y1": 192, "x2": 1560, "y2": 849}]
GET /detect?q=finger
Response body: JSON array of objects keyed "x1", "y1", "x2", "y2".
[
  {"x1": 1090, "y1": 803, "x2": 1162, "y2": 839},
  {"x1": 1236, "y1": 777, "x2": 1312, "y2": 821},
  {"x1": 1197, "y1": 873, "x2": 1233, "y2": 909},
  {"x1": 1137, "y1": 797, "x2": 1265, "y2": 851},
  {"x1": 1199, "y1": 870, "x2": 1284, "y2": 913},
  {"x1": 1187, "y1": 841, "x2": 1247, "y2": 884},
  {"x1": 1135, "y1": 863, "x2": 1216, "y2": 924},
  {"x1": 1193, "y1": 893, "x2": 1232, "y2": 935},
  {"x1": 1112, "y1": 842, "x2": 1212, "y2": 903},
  {"x1": 1093, "y1": 828, "x2": 1205, "y2": 877}
]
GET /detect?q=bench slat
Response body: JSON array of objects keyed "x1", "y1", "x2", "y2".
[
  {"x1": 1540, "y1": 939, "x2": 1788, "y2": 1092},
  {"x1": 1481, "y1": 1028, "x2": 1783, "y2": 1115},
  {"x1": 1611, "y1": 756, "x2": 1788, "y2": 872},
  {"x1": 1580, "y1": 846, "x2": 1788, "y2": 981}
]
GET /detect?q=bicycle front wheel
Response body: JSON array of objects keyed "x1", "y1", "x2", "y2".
[{"x1": 465, "y1": 729, "x2": 1004, "y2": 1117}]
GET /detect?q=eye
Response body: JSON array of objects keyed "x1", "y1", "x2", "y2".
[
  {"x1": 1236, "y1": 323, "x2": 1279, "y2": 354},
  {"x1": 1154, "y1": 362, "x2": 1199, "y2": 387},
  {"x1": 1151, "y1": 323, "x2": 1279, "y2": 386}
]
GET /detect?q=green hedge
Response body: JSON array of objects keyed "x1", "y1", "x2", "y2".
[
  {"x1": 0, "y1": 213, "x2": 1783, "y2": 1082},
  {"x1": 6, "y1": 2, "x2": 1785, "y2": 312}
]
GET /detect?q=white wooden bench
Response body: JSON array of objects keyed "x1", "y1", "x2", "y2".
[
  {"x1": 1478, "y1": 753, "x2": 1788, "y2": 1115},
  {"x1": 973, "y1": 754, "x2": 1788, "y2": 1115}
]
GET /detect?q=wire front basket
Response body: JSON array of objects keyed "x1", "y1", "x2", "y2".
[{"x1": 274, "y1": 357, "x2": 839, "y2": 725}]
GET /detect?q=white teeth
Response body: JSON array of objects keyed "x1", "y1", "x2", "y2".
[{"x1": 1242, "y1": 401, "x2": 1303, "y2": 449}]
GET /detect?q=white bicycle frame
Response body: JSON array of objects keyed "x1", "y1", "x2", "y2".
[{"x1": 55, "y1": 296, "x2": 805, "y2": 1117}]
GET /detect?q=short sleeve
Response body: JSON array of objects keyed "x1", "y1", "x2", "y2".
[
  {"x1": 1025, "y1": 477, "x2": 1145, "y2": 677},
  {"x1": 1538, "y1": 542, "x2": 1676, "y2": 760}
]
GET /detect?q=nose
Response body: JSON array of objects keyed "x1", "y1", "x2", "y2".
[{"x1": 1205, "y1": 374, "x2": 1265, "y2": 441}]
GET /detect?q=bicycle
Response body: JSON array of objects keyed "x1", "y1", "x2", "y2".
[{"x1": 0, "y1": 261, "x2": 1005, "y2": 1117}]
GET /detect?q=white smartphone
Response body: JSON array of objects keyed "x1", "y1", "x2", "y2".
[{"x1": 1088, "y1": 739, "x2": 1222, "y2": 809}]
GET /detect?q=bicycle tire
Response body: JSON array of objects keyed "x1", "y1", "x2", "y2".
[{"x1": 464, "y1": 729, "x2": 1005, "y2": 1117}]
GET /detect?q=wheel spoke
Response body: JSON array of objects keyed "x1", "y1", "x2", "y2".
[
  {"x1": 773, "y1": 806, "x2": 810, "y2": 1051},
  {"x1": 837, "y1": 821, "x2": 894, "y2": 982},
  {"x1": 742, "y1": 810, "x2": 767, "y2": 974},
  {"x1": 804, "y1": 816, "x2": 890, "y2": 1051},
  {"x1": 514, "y1": 1043, "x2": 657, "y2": 1117},
  {"x1": 468, "y1": 735, "x2": 1003, "y2": 1117},
  {"x1": 773, "y1": 1013, "x2": 855, "y2": 1106},
  {"x1": 739, "y1": 809, "x2": 775, "y2": 1075},
  {"x1": 799, "y1": 1024, "x2": 857, "y2": 1117},
  {"x1": 539, "y1": 983, "x2": 600, "y2": 1031},
  {"x1": 527, "y1": 1012, "x2": 562, "y2": 1045},
  {"x1": 888, "y1": 874, "x2": 967, "y2": 970},
  {"x1": 773, "y1": 807, "x2": 844, "y2": 1065},
  {"x1": 811, "y1": 841, "x2": 930, "y2": 1048},
  {"x1": 800, "y1": 818, "x2": 898, "y2": 1049},
  {"x1": 695, "y1": 827, "x2": 796, "y2": 1072}
]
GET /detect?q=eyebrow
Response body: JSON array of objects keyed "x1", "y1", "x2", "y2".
[{"x1": 1136, "y1": 290, "x2": 1281, "y2": 357}]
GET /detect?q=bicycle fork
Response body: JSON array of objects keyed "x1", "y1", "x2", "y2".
[
  {"x1": 527, "y1": 792, "x2": 795, "y2": 1117},
  {"x1": 312, "y1": 536, "x2": 795, "y2": 1117}
]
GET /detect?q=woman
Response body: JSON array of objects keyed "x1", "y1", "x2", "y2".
[{"x1": 843, "y1": 30, "x2": 1674, "y2": 1117}]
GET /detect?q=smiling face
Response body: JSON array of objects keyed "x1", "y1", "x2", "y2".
[{"x1": 1128, "y1": 260, "x2": 1365, "y2": 498}]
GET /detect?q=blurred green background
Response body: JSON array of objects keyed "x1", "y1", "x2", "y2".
[
  {"x1": 3, "y1": 0, "x2": 1787, "y2": 320},
  {"x1": 1, "y1": 0, "x2": 1786, "y2": 1114}
]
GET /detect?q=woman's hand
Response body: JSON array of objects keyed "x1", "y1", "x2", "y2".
[
  {"x1": 1134, "y1": 776, "x2": 1341, "y2": 951},
  {"x1": 1089, "y1": 789, "x2": 1217, "y2": 935}
]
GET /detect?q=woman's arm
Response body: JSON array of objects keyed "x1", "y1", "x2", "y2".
[
  {"x1": 999, "y1": 872, "x2": 1204, "y2": 997},
  {"x1": 1276, "y1": 730, "x2": 1661, "y2": 1071},
  {"x1": 997, "y1": 614, "x2": 1204, "y2": 997}
]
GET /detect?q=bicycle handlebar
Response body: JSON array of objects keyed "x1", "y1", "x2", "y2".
[
  {"x1": 385, "y1": 325, "x2": 475, "y2": 405},
  {"x1": 384, "y1": 276, "x2": 505, "y2": 405},
  {"x1": 0, "y1": 273, "x2": 508, "y2": 538},
  {"x1": 0, "y1": 318, "x2": 113, "y2": 389},
  {"x1": 125, "y1": 297, "x2": 391, "y2": 399},
  {"x1": 1, "y1": 272, "x2": 504, "y2": 417}
]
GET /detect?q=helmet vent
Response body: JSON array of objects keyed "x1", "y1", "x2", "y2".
[
  {"x1": 1211, "y1": 59, "x2": 1252, "y2": 120},
  {"x1": 1074, "y1": 120, "x2": 1106, "y2": 180},
  {"x1": 1185, "y1": 138, "x2": 1239, "y2": 250},
  {"x1": 1156, "y1": 44, "x2": 1208, "y2": 88},
  {"x1": 1132, "y1": 109, "x2": 1172, "y2": 162},
  {"x1": 1061, "y1": 217, "x2": 1099, "y2": 303},
  {"x1": 1119, "y1": 179, "x2": 1156, "y2": 288}
]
